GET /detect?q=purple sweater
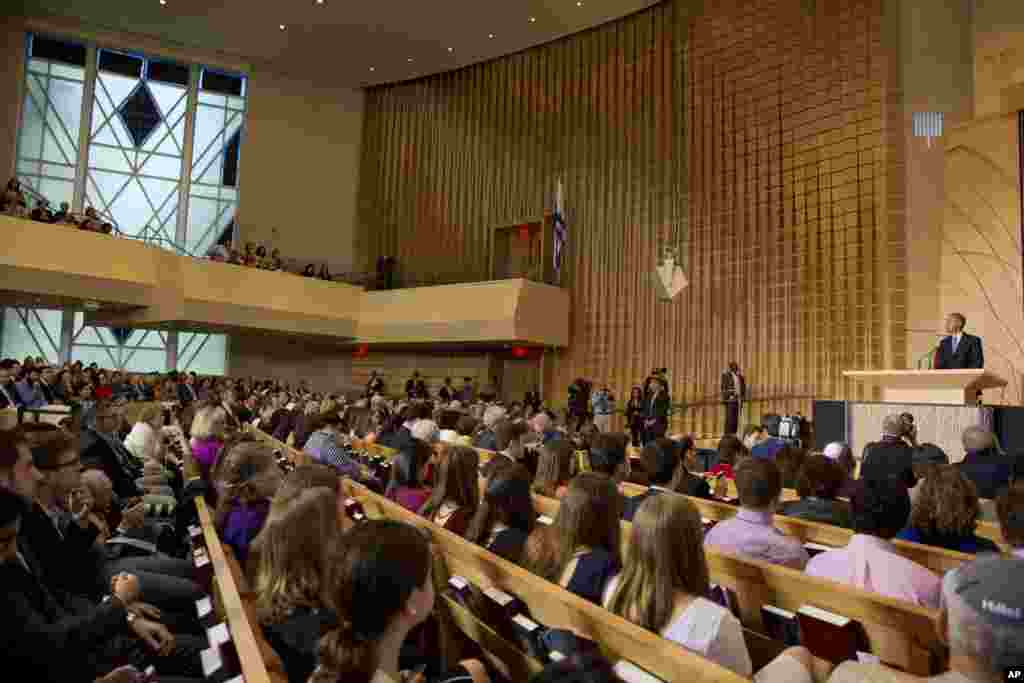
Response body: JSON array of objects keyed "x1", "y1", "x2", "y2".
[
  {"x1": 191, "y1": 437, "x2": 223, "y2": 480},
  {"x1": 219, "y1": 499, "x2": 270, "y2": 564}
]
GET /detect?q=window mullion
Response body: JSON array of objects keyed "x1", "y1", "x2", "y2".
[
  {"x1": 73, "y1": 45, "x2": 98, "y2": 213},
  {"x1": 175, "y1": 64, "x2": 200, "y2": 251},
  {"x1": 59, "y1": 310, "x2": 75, "y2": 365},
  {"x1": 166, "y1": 330, "x2": 178, "y2": 372}
]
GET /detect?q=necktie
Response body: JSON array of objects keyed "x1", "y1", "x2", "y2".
[{"x1": 953, "y1": 336, "x2": 960, "y2": 354}]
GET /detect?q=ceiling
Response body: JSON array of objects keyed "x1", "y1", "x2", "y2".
[{"x1": 15, "y1": 0, "x2": 661, "y2": 88}]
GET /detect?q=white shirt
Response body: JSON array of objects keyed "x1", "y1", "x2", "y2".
[
  {"x1": 603, "y1": 577, "x2": 752, "y2": 677},
  {"x1": 730, "y1": 372, "x2": 741, "y2": 395},
  {"x1": 952, "y1": 333, "x2": 962, "y2": 352}
]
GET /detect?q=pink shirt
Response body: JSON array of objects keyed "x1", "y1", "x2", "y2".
[
  {"x1": 704, "y1": 508, "x2": 809, "y2": 569},
  {"x1": 1012, "y1": 547, "x2": 1024, "y2": 559},
  {"x1": 805, "y1": 534, "x2": 940, "y2": 608}
]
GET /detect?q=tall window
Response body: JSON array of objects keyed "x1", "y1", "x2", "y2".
[{"x1": 4, "y1": 34, "x2": 244, "y2": 375}]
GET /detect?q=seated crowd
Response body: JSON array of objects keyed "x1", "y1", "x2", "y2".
[{"x1": 2, "y1": 358, "x2": 1023, "y2": 683}]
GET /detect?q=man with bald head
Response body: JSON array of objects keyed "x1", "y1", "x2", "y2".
[
  {"x1": 860, "y1": 413, "x2": 917, "y2": 488},
  {"x1": 958, "y1": 426, "x2": 1013, "y2": 500}
]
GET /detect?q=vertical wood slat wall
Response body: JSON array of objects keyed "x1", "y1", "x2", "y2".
[{"x1": 356, "y1": 0, "x2": 903, "y2": 435}]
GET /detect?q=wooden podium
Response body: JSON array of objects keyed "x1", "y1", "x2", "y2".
[{"x1": 842, "y1": 369, "x2": 1007, "y2": 405}]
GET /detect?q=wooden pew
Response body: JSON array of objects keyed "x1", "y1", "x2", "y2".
[
  {"x1": 531, "y1": 489, "x2": 943, "y2": 675},
  {"x1": 195, "y1": 497, "x2": 287, "y2": 683},
  {"x1": 344, "y1": 479, "x2": 749, "y2": 683}
]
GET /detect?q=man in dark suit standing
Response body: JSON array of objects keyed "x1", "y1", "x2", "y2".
[
  {"x1": 720, "y1": 361, "x2": 746, "y2": 435},
  {"x1": 934, "y1": 313, "x2": 984, "y2": 369}
]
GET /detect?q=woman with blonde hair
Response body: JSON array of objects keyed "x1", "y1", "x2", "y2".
[
  {"x1": 524, "y1": 472, "x2": 621, "y2": 604},
  {"x1": 604, "y1": 494, "x2": 752, "y2": 676},
  {"x1": 896, "y1": 465, "x2": 1000, "y2": 553},
  {"x1": 190, "y1": 402, "x2": 227, "y2": 481},
  {"x1": 254, "y1": 487, "x2": 345, "y2": 683},
  {"x1": 123, "y1": 402, "x2": 168, "y2": 465}
]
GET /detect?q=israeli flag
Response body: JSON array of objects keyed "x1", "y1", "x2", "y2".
[{"x1": 553, "y1": 179, "x2": 567, "y2": 279}]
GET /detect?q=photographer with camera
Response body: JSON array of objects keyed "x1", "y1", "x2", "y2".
[{"x1": 860, "y1": 413, "x2": 918, "y2": 489}]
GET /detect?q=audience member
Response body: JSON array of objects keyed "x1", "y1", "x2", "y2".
[
  {"x1": 758, "y1": 556, "x2": 1024, "y2": 683},
  {"x1": 189, "y1": 403, "x2": 227, "y2": 481},
  {"x1": 529, "y1": 652, "x2": 622, "y2": 683},
  {"x1": 0, "y1": 485, "x2": 204, "y2": 682},
  {"x1": 213, "y1": 439, "x2": 282, "y2": 563},
  {"x1": 704, "y1": 458, "x2": 809, "y2": 569},
  {"x1": 465, "y1": 463, "x2": 536, "y2": 564},
  {"x1": 479, "y1": 419, "x2": 528, "y2": 478},
  {"x1": 587, "y1": 432, "x2": 628, "y2": 483},
  {"x1": 80, "y1": 401, "x2": 143, "y2": 500},
  {"x1": 524, "y1": 472, "x2": 621, "y2": 604},
  {"x1": 741, "y1": 424, "x2": 766, "y2": 450},
  {"x1": 473, "y1": 404, "x2": 506, "y2": 451},
  {"x1": 385, "y1": 440, "x2": 432, "y2": 513},
  {"x1": 823, "y1": 441, "x2": 860, "y2": 499},
  {"x1": 860, "y1": 414, "x2": 916, "y2": 488},
  {"x1": 958, "y1": 425, "x2": 1013, "y2": 500},
  {"x1": 254, "y1": 487, "x2": 344, "y2": 683},
  {"x1": 531, "y1": 411, "x2": 560, "y2": 445},
  {"x1": 605, "y1": 494, "x2": 752, "y2": 676},
  {"x1": 418, "y1": 445, "x2": 479, "y2": 536},
  {"x1": 805, "y1": 477, "x2": 940, "y2": 608},
  {"x1": 532, "y1": 438, "x2": 574, "y2": 499},
  {"x1": 15, "y1": 365, "x2": 47, "y2": 408},
  {"x1": 708, "y1": 434, "x2": 746, "y2": 480},
  {"x1": 780, "y1": 454, "x2": 851, "y2": 528},
  {"x1": 311, "y1": 519, "x2": 489, "y2": 683},
  {"x1": 997, "y1": 484, "x2": 1024, "y2": 558},
  {"x1": 773, "y1": 443, "x2": 805, "y2": 489},
  {"x1": 303, "y1": 406, "x2": 362, "y2": 480},
  {"x1": 897, "y1": 465, "x2": 1000, "y2": 553}
]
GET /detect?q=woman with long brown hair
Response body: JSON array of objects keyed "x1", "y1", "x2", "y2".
[
  {"x1": 418, "y1": 445, "x2": 479, "y2": 536},
  {"x1": 531, "y1": 438, "x2": 574, "y2": 499},
  {"x1": 524, "y1": 472, "x2": 621, "y2": 604},
  {"x1": 465, "y1": 463, "x2": 536, "y2": 564},
  {"x1": 311, "y1": 520, "x2": 488, "y2": 683},
  {"x1": 213, "y1": 438, "x2": 283, "y2": 563},
  {"x1": 254, "y1": 487, "x2": 345, "y2": 683},
  {"x1": 604, "y1": 494, "x2": 751, "y2": 676}
]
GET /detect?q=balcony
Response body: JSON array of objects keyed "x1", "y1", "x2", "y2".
[{"x1": 0, "y1": 217, "x2": 570, "y2": 347}]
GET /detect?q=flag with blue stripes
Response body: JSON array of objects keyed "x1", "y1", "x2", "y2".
[{"x1": 553, "y1": 180, "x2": 567, "y2": 279}]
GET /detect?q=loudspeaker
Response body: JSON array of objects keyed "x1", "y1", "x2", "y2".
[{"x1": 812, "y1": 401, "x2": 846, "y2": 451}]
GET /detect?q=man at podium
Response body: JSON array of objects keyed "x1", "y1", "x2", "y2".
[{"x1": 934, "y1": 313, "x2": 984, "y2": 369}]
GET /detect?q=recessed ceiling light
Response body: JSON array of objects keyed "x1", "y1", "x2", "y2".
[
  {"x1": 316, "y1": 0, "x2": 325, "y2": 4},
  {"x1": 576, "y1": 1, "x2": 583, "y2": 5},
  {"x1": 407, "y1": 57, "x2": 414, "y2": 62},
  {"x1": 159, "y1": 0, "x2": 167, "y2": 5},
  {"x1": 447, "y1": 47, "x2": 454, "y2": 52},
  {"x1": 488, "y1": 33, "x2": 495, "y2": 38},
  {"x1": 529, "y1": 16, "x2": 536, "y2": 22},
  {"x1": 278, "y1": 24, "x2": 287, "y2": 31},
  {"x1": 369, "y1": 66, "x2": 375, "y2": 71}
]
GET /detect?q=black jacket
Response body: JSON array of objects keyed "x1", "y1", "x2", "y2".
[
  {"x1": 780, "y1": 497, "x2": 852, "y2": 529},
  {"x1": 20, "y1": 502, "x2": 105, "y2": 600},
  {"x1": 860, "y1": 437, "x2": 916, "y2": 488},
  {"x1": 80, "y1": 429, "x2": 143, "y2": 501},
  {"x1": 623, "y1": 480, "x2": 710, "y2": 521},
  {"x1": 935, "y1": 333, "x2": 984, "y2": 369},
  {"x1": 958, "y1": 449, "x2": 1014, "y2": 500},
  {"x1": 263, "y1": 607, "x2": 338, "y2": 683},
  {"x1": 0, "y1": 544, "x2": 129, "y2": 683}
]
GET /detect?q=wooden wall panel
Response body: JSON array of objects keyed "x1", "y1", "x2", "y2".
[{"x1": 356, "y1": 0, "x2": 903, "y2": 434}]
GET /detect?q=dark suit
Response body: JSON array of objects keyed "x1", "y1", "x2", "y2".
[
  {"x1": 643, "y1": 392, "x2": 670, "y2": 444},
  {"x1": 958, "y1": 448, "x2": 1013, "y2": 500},
  {"x1": 720, "y1": 370, "x2": 746, "y2": 435},
  {"x1": 0, "y1": 380, "x2": 20, "y2": 409},
  {"x1": 176, "y1": 382, "x2": 197, "y2": 404},
  {"x1": 860, "y1": 436, "x2": 916, "y2": 488},
  {"x1": 935, "y1": 333, "x2": 984, "y2": 369},
  {"x1": 80, "y1": 429, "x2": 143, "y2": 501}
]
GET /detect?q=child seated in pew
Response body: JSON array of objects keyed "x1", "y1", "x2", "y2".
[
  {"x1": 465, "y1": 463, "x2": 536, "y2": 565},
  {"x1": 253, "y1": 487, "x2": 345, "y2": 683},
  {"x1": 896, "y1": 465, "x2": 1000, "y2": 554},
  {"x1": 604, "y1": 494, "x2": 752, "y2": 677},
  {"x1": 996, "y1": 483, "x2": 1024, "y2": 558},
  {"x1": 418, "y1": 446, "x2": 479, "y2": 536},
  {"x1": 806, "y1": 477, "x2": 940, "y2": 608},
  {"x1": 531, "y1": 439, "x2": 575, "y2": 499},
  {"x1": 623, "y1": 438, "x2": 710, "y2": 522},
  {"x1": 310, "y1": 519, "x2": 490, "y2": 683},
  {"x1": 386, "y1": 440, "x2": 434, "y2": 513},
  {"x1": 213, "y1": 439, "x2": 283, "y2": 564},
  {"x1": 523, "y1": 472, "x2": 622, "y2": 605}
]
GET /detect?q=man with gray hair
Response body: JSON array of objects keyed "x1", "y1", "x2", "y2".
[
  {"x1": 959, "y1": 425, "x2": 1011, "y2": 500},
  {"x1": 755, "y1": 555, "x2": 1024, "y2": 683},
  {"x1": 860, "y1": 413, "x2": 917, "y2": 489}
]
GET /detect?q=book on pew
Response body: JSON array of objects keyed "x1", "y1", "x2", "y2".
[
  {"x1": 708, "y1": 583, "x2": 738, "y2": 617},
  {"x1": 761, "y1": 605, "x2": 801, "y2": 647},
  {"x1": 613, "y1": 660, "x2": 666, "y2": 683},
  {"x1": 796, "y1": 605, "x2": 868, "y2": 665}
]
